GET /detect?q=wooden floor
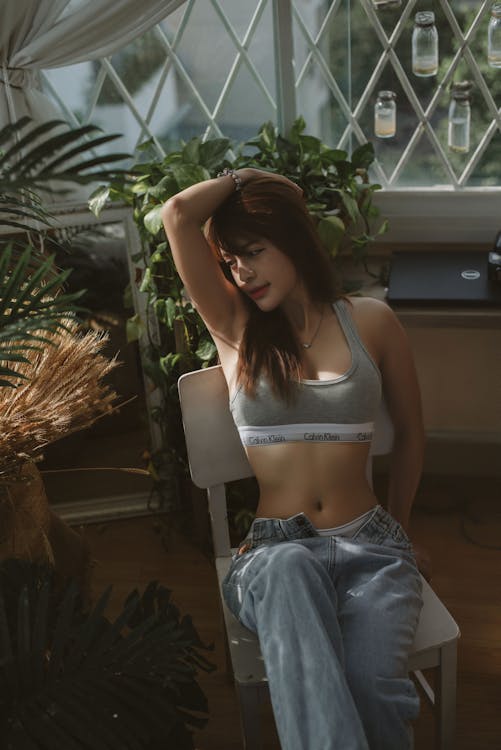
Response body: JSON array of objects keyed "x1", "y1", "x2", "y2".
[{"x1": 81, "y1": 481, "x2": 501, "y2": 750}]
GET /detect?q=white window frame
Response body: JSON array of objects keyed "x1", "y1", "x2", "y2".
[
  {"x1": 40, "y1": 0, "x2": 501, "y2": 244},
  {"x1": 278, "y1": 0, "x2": 501, "y2": 246},
  {"x1": 374, "y1": 190, "x2": 501, "y2": 245}
]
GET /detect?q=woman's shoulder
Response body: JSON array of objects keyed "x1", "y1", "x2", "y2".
[
  {"x1": 338, "y1": 295, "x2": 396, "y2": 327},
  {"x1": 338, "y1": 295, "x2": 402, "y2": 360}
]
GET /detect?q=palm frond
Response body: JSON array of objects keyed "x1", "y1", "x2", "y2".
[
  {"x1": 0, "y1": 120, "x2": 70, "y2": 170},
  {"x1": 0, "y1": 116, "x2": 32, "y2": 150},
  {"x1": 0, "y1": 562, "x2": 214, "y2": 750},
  {"x1": 0, "y1": 118, "x2": 132, "y2": 231},
  {"x1": 30, "y1": 578, "x2": 50, "y2": 691},
  {"x1": 1, "y1": 120, "x2": 130, "y2": 189},
  {"x1": 0, "y1": 364, "x2": 29, "y2": 388},
  {"x1": 0, "y1": 244, "x2": 86, "y2": 385},
  {"x1": 41, "y1": 133, "x2": 125, "y2": 173},
  {"x1": 0, "y1": 202, "x2": 48, "y2": 224}
]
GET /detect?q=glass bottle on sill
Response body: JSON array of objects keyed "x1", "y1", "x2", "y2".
[
  {"x1": 488, "y1": 2, "x2": 501, "y2": 68},
  {"x1": 412, "y1": 11, "x2": 439, "y2": 77},
  {"x1": 374, "y1": 91, "x2": 397, "y2": 138},
  {"x1": 448, "y1": 82, "x2": 472, "y2": 154}
]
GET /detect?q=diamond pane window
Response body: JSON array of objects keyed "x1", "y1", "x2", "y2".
[
  {"x1": 41, "y1": 0, "x2": 501, "y2": 190},
  {"x1": 292, "y1": 0, "x2": 501, "y2": 188}
]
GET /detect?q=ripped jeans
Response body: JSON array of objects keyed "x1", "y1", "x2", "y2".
[{"x1": 222, "y1": 505, "x2": 423, "y2": 750}]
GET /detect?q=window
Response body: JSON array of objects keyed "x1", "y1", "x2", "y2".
[{"x1": 42, "y1": 0, "x2": 501, "y2": 242}]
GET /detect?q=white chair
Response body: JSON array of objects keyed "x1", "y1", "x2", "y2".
[{"x1": 178, "y1": 365, "x2": 460, "y2": 750}]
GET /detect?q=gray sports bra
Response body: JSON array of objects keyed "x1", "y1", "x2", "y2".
[{"x1": 229, "y1": 298, "x2": 382, "y2": 447}]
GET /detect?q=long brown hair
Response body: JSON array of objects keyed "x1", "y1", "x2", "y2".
[{"x1": 206, "y1": 177, "x2": 341, "y2": 402}]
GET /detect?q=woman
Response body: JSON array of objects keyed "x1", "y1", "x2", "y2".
[{"x1": 162, "y1": 167, "x2": 427, "y2": 750}]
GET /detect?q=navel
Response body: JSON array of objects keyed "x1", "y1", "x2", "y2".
[{"x1": 314, "y1": 496, "x2": 323, "y2": 512}]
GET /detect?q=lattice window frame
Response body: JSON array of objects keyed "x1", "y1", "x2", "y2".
[{"x1": 40, "y1": 0, "x2": 501, "y2": 243}]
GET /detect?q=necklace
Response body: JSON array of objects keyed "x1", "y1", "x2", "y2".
[{"x1": 302, "y1": 307, "x2": 324, "y2": 349}]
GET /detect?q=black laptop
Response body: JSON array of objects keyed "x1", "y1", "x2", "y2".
[{"x1": 386, "y1": 251, "x2": 501, "y2": 307}]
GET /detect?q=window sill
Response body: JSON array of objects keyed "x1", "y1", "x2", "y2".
[{"x1": 373, "y1": 189, "x2": 501, "y2": 245}]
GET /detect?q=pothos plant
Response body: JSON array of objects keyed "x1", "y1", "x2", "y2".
[
  {"x1": 91, "y1": 118, "x2": 387, "y2": 530},
  {"x1": 235, "y1": 116, "x2": 388, "y2": 275}
]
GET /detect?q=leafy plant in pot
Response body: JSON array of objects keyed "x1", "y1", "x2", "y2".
[
  {"x1": 92, "y1": 117, "x2": 386, "y2": 536},
  {"x1": 233, "y1": 116, "x2": 388, "y2": 284},
  {"x1": 0, "y1": 117, "x2": 214, "y2": 748},
  {"x1": 0, "y1": 559, "x2": 214, "y2": 749},
  {"x1": 0, "y1": 116, "x2": 133, "y2": 586}
]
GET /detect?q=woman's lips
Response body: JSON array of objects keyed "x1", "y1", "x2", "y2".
[{"x1": 248, "y1": 284, "x2": 269, "y2": 299}]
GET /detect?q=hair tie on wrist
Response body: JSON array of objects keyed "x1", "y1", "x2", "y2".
[{"x1": 217, "y1": 167, "x2": 242, "y2": 191}]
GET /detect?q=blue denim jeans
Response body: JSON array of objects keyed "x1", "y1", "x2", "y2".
[{"x1": 222, "y1": 505, "x2": 423, "y2": 750}]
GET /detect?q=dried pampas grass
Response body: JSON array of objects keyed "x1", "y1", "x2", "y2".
[{"x1": 0, "y1": 318, "x2": 120, "y2": 481}]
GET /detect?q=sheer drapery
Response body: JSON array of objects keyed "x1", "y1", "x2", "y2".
[{"x1": 0, "y1": 0, "x2": 187, "y2": 125}]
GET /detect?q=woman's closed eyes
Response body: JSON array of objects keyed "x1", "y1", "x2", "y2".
[{"x1": 223, "y1": 248, "x2": 264, "y2": 267}]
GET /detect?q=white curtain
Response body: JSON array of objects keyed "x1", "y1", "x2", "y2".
[{"x1": 0, "y1": 0, "x2": 187, "y2": 126}]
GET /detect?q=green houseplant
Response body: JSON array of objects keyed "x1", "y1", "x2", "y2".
[
  {"x1": 0, "y1": 118, "x2": 215, "y2": 748},
  {"x1": 92, "y1": 118, "x2": 387, "y2": 532},
  {"x1": 0, "y1": 559, "x2": 214, "y2": 749},
  {"x1": 234, "y1": 117, "x2": 387, "y2": 271},
  {"x1": 0, "y1": 115, "x2": 132, "y2": 386},
  {"x1": 0, "y1": 115, "x2": 134, "y2": 570}
]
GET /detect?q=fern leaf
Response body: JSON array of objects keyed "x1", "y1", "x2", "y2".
[
  {"x1": 108, "y1": 674, "x2": 178, "y2": 737},
  {"x1": 16, "y1": 702, "x2": 82, "y2": 750},
  {"x1": 100, "y1": 613, "x2": 159, "y2": 666},
  {"x1": 15, "y1": 261, "x2": 71, "y2": 314},
  {"x1": 42, "y1": 691, "x2": 114, "y2": 750},
  {"x1": 30, "y1": 579, "x2": 50, "y2": 692},
  {"x1": 16, "y1": 587, "x2": 31, "y2": 693},
  {"x1": 57, "y1": 687, "x2": 143, "y2": 750},
  {"x1": 82, "y1": 592, "x2": 140, "y2": 669},
  {"x1": 0, "y1": 119, "x2": 67, "y2": 170},
  {"x1": 59, "y1": 152, "x2": 129, "y2": 175},
  {"x1": 0, "y1": 364, "x2": 29, "y2": 382},
  {"x1": 0, "y1": 116, "x2": 32, "y2": 150},
  {"x1": 0, "y1": 245, "x2": 31, "y2": 317},
  {"x1": 0, "y1": 219, "x2": 42, "y2": 232},
  {"x1": 47, "y1": 581, "x2": 79, "y2": 684},
  {"x1": 0, "y1": 121, "x2": 97, "y2": 174},
  {"x1": 74, "y1": 677, "x2": 150, "y2": 748},
  {"x1": 42, "y1": 133, "x2": 127, "y2": 173},
  {"x1": 64, "y1": 585, "x2": 113, "y2": 673}
]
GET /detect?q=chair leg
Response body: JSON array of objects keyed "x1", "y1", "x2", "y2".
[
  {"x1": 236, "y1": 684, "x2": 262, "y2": 750},
  {"x1": 434, "y1": 642, "x2": 458, "y2": 750},
  {"x1": 221, "y1": 618, "x2": 233, "y2": 680}
]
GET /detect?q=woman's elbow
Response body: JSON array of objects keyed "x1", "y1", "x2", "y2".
[{"x1": 162, "y1": 195, "x2": 186, "y2": 230}]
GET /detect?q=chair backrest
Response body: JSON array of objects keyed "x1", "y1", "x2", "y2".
[
  {"x1": 178, "y1": 365, "x2": 395, "y2": 554},
  {"x1": 178, "y1": 365, "x2": 253, "y2": 490}
]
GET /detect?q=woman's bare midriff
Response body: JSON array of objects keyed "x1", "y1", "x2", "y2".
[{"x1": 245, "y1": 441, "x2": 379, "y2": 529}]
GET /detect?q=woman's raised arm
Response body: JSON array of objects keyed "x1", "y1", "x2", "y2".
[{"x1": 161, "y1": 169, "x2": 252, "y2": 341}]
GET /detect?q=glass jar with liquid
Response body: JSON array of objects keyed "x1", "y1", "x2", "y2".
[
  {"x1": 448, "y1": 82, "x2": 472, "y2": 154},
  {"x1": 412, "y1": 11, "x2": 439, "y2": 77},
  {"x1": 488, "y1": 2, "x2": 501, "y2": 68},
  {"x1": 374, "y1": 91, "x2": 397, "y2": 138}
]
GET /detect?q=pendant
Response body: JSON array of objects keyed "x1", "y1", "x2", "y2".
[{"x1": 303, "y1": 343, "x2": 311, "y2": 349}]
